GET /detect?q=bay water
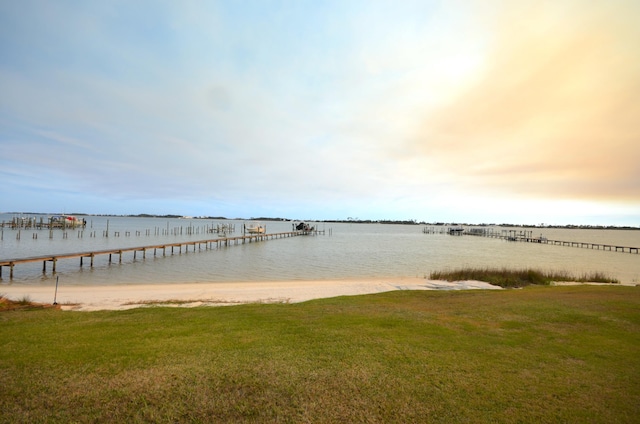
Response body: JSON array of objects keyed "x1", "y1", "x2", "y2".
[{"x1": 1, "y1": 214, "x2": 639, "y2": 287}]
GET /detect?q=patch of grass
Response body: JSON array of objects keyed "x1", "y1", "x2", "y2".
[
  {"x1": 15, "y1": 295, "x2": 33, "y2": 305},
  {"x1": 1, "y1": 286, "x2": 638, "y2": 423},
  {"x1": 574, "y1": 271, "x2": 620, "y2": 284},
  {"x1": 123, "y1": 298, "x2": 291, "y2": 307},
  {"x1": 430, "y1": 267, "x2": 619, "y2": 287}
]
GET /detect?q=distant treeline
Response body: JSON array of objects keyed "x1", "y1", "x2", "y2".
[
  {"x1": 2, "y1": 212, "x2": 637, "y2": 229},
  {"x1": 88, "y1": 214, "x2": 288, "y2": 221},
  {"x1": 322, "y1": 219, "x2": 423, "y2": 225}
]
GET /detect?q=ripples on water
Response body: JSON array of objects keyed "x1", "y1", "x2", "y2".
[{"x1": 1, "y1": 215, "x2": 639, "y2": 286}]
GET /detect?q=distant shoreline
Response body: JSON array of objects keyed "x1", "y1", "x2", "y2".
[{"x1": 2, "y1": 212, "x2": 638, "y2": 230}]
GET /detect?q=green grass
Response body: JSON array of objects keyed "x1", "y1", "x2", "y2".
[
  {"x1": 1, "y1": 286, "x2": 639, "y2": 423},
  {"x1": 429, "y1": 267, "x2": 620, "y2": 287}
]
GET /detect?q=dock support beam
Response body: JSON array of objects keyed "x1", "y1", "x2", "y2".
[{"x1": 2, "y1": 263, "x2": 15, "y2": 279}]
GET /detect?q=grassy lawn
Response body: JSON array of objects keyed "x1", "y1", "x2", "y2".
[{"x1": 1, "y1": 285, "x2": 639, "y2": 423}]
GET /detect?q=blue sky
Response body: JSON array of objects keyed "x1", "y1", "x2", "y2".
[{"x1": 1, "y1": 0, "x2": 639, "y2": 225}]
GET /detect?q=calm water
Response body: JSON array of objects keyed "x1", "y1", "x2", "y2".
[{"x1": 1, "y1": 214, "x2": 639, "y2": 286}]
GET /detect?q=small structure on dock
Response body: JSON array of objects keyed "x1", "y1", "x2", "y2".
[
  {"x1": 448, "y1": 226, "x2": 465, "y2": 235},
  {"x1": 467, "y1": 227, "x2": 488, "y2": 236},
  {"x1": 49, "y1": 215, "x2": 86, "y2": 229},
  {"x1": 243, "y1": 222, "x2": 266, "y2": 235},
  {"x1": 295, "y1": 222, "x2": 314, "y2": 232},
  {"x1": 208, "y1": 223, "x2": 235, "y2": 236}
]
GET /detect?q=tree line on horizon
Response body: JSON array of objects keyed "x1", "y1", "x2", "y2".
[{"x1": 2, "y1": 212, "x2": 637, "y2": 230}]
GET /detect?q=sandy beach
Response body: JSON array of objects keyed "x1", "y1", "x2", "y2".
[{"x1": 0, "y1": 277, "x2": 502, "y2": 311}]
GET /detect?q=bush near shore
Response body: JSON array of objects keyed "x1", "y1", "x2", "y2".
[
  {"x1": 430, "y1": 267, "x2": 619, "y2": 288},
  {"x1": 1, "y1": 286, "x2": 639, "y2": 423}
]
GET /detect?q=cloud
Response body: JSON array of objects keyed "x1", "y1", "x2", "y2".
[
  {"x1": 410, "y1": 0, "x2": 640, "y2": 203},
  {"x1": 1, "y1": 1, "x2": 638, "y2": 222}
]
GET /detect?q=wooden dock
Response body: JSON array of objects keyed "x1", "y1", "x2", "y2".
[
  {"x1": 0, "y1": 231, "x2": 306, "y2": 279},
  {"x1": 463, "y1": 229, "x2": 639, "y2": 254}
]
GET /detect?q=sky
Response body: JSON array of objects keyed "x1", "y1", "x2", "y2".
[{"x1": 1, "y1": 0, "x2": 639, "y2": 225}]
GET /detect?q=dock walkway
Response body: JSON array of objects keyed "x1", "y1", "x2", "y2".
[
  {"x1": 464, "y1": 230, "x2": 639, "y2": 254},
  {"x1": 0, "y1": 231, "x2": 304, "y2": 279}
]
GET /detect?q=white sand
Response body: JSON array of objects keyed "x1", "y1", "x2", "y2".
[{"x1": 1, "y1": 277, "x2": 502, "y2": 311}]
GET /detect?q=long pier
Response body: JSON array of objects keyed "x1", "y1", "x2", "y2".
[
  {"x1": 462, "y1": 228, "x2": 639, "y2": 254},
  {"x1": 0, "y1": 231, "x2": 306, "y2": 279}
]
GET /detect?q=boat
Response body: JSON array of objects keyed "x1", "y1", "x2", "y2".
[
  {"x1": 448, "y1": 226, "x2": 464, "y2": 235},
  {"x1": 295, "y1": 222, "x2": 315, "y2": 232},
  {"x1": 244, "y1": 222, "x2": 265, "y2": 234},
  {"x1": 49, "y1": 215, "x2": 86, "y2": 228}
]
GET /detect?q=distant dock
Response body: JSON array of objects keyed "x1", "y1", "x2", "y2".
[
  {"x1": 0, "y1": 230, "x2": 313, "y2": 279},
  {"x1": 423, "y1": 227, "x2": 639, "y2": 254},
  {"x1": 1, "y1": 215, "x2": 86, "y2": 229}
]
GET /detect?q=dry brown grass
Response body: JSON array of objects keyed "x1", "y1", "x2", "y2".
[
  {"x1": 430, "y1": 267, "x2": 619, "y2": 287},
  {"x1": 0, "y1": 294, "x2": 59, "y2": 311}
]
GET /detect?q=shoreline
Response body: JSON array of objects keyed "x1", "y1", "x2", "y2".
[{"x1": 1, "y1": 277, "x2": 502, "y2": 311}]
